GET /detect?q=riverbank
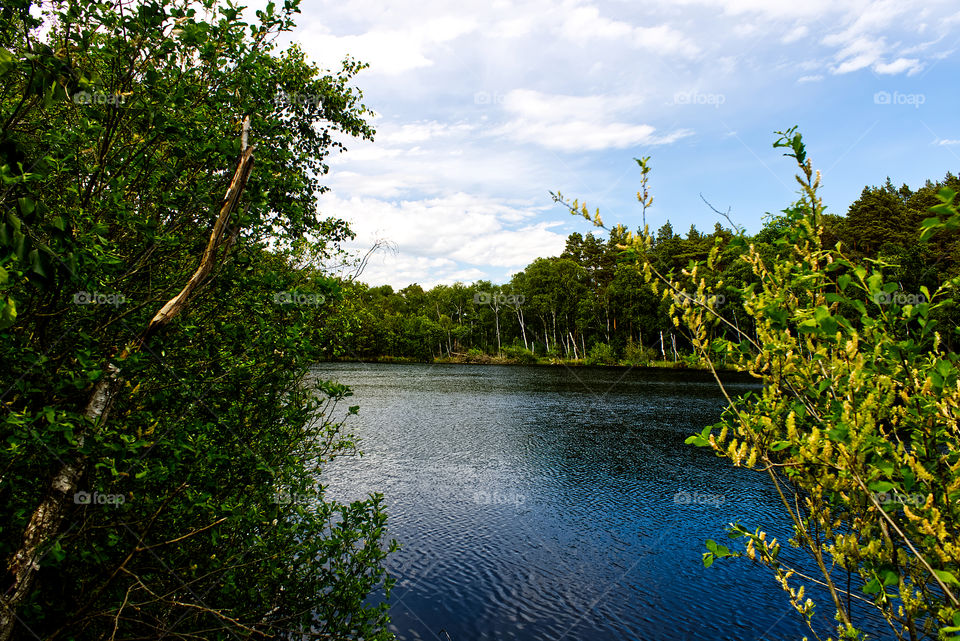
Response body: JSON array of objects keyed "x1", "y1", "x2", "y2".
[{"x1": 327, "y1": 353, "x2": 739, "y2": 371}]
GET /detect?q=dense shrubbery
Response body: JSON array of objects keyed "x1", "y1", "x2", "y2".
[{"x1": 0, "y1": 1, "x2": 394, "y2": 639}]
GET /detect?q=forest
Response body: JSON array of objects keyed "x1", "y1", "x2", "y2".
[{"x1": 317, "y1": 173, "x2": 960, "y2": 364}]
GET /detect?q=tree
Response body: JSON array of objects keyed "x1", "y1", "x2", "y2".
[
  {"x1": 842, "y1": 179, "x2": 916, "y2": 255},
  {"x1": 0, "y1": 1, "x2": 393, "y2": 638}
]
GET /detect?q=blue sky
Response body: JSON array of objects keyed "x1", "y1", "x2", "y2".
[{"x1": 268, "y1": 0, "x2": 960, "y2": 288}]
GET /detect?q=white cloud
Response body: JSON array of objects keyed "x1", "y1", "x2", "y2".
[
  {"x1": 664, "y1": 0, "x2": 840, "y2": 20},
  {"x1": 781, "y1": 24, "x2": 809, "y2": 44},
  {"x1": 494, "y1": 119, "x2": 691, "y2": 152},
  {"x1": 492, "y1": 89, "x2": 690, "y2": 152},
  {"x1": 321, "y1": 193, "x2": 569, "y2": 287},
  {"x1": 874, "y1": 57, "x2": 923, "y2": 75},
  {"x1": 378, "y1": 121, "x2": 477, "y2": 145},
  {"x1": 502, "y1": 89, "x2": 644, "y2": 121},
  {"x1": 827, "y1": 35, "x2": 886, "y2": 74},
  {"x1": 936, "y1": 139, "x2": 960, "y2": 146},
  {"x1": 296, "y1": 16, "x2": 477, "y2": 75},
  {"x1": 797, "y1": 74, "x2": 823, "y2": 83},
  {"x1": 561, "y1": 5, "x2": 633, "y2": 40},
  {"x1": 558, "y1": 5, "x2": 700, "y2": 57}
]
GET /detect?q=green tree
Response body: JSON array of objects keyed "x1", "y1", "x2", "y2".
[{"x1": 0, "y1": 1, "x2": 393, "y2": 638}]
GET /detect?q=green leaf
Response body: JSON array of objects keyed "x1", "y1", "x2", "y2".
[
  {"x1": 17, "y1": 197, "x2": 35, "y2": 217},
  {"x1": 0, "y1": 296, "x2": 16, "y2": 329},
  {"x1": 0, "y1": 48, "x2": 14, "y2": 75},
  {"x1": 935, "y1": 569, "x2": 960, "y2": 587}
]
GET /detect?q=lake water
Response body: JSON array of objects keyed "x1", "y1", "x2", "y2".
[{"x1": 316, "y1": 362, "x2": 886, "y2": 641}]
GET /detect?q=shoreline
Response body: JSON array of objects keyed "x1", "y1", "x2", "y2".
[{"x1": 322, "y1": 354, "x2": 740, "y2": 371}]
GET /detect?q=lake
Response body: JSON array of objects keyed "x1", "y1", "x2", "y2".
[{"x1": 315, "y1": 362, "x2": 885, "y2": 641}]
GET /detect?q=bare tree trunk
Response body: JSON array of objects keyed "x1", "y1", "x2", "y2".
[
  {"x1": 514, "y1": 306, "x2": 528, "y2": 351},
  {"x1": 551, "y1": 310, "x2": 557, "y2": 350},
  {"x1": 0, "y1": 119, "x2": 255, "y2": 641}
]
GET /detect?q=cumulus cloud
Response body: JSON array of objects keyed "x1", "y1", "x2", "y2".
[
  {"x1": 492, "y1": 89, "x2": 691, "y2": 152},
  {"x1": 559, "y1": 6, "x2": 701, "y2": 58},
  {"x1": 321, "y1": 193, "x2": 569, "y2": 287},
  {"x1": 296, "y1": 16, "x2": 477, "y2": 75}
]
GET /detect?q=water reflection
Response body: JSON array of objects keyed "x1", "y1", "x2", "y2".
[{"x1": 316, "y1": 363, "x2": 886, "y2": 641}]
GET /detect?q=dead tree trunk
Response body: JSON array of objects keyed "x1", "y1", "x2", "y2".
[{"x1": 0, "y1": 118, "x2": 255, "y2": 641}]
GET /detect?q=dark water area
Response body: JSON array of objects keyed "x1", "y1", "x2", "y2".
[{"x1": 315, "y1": 362, "x2": 888, "y2": 641}]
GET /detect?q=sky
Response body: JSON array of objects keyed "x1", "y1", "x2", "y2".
[{"x1": 267, "y1": 0, "x2": 960, "y2": 289}]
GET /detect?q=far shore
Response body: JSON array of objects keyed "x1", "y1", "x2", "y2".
[{"x1": 323, "y1": 354, "x2": 741, "y2": 372}]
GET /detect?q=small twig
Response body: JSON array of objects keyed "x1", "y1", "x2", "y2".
[{"x1": 700, "y1": 193, "x2": 744, "y2": 234}]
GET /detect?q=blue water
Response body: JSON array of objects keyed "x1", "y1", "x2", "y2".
[{"x1": 316, "y1": 362, "x2": 889, "y2": 641}]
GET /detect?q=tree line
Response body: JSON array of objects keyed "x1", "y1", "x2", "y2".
[{"x1": 318, "y1": 171, "x2": 960, "y2": 364}]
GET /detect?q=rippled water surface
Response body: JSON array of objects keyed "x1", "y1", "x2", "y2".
[{"x1": 316, "y1": 363, "x2": 884, "y2": 641}]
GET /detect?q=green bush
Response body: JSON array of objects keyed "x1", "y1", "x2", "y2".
[
  {"x1": 502, "y1": 345, "x2": 538, "y2": 363},
  {"x1": 585, "y1": 342, "x2": 618, "y2": 365},
  {"x1": 623, "y1": 338, "x2": 657, "y2": 365}
]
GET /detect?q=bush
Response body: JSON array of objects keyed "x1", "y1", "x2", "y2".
[
  {"x1": 585, "y1": 342, "x2": 618, "y2": 365},
  {"x1": 502, "y1": 345, "x2": 538, "y2": 364},
  {"x1": 623, "y1": 338, "x2": 658, "y2": 365}
]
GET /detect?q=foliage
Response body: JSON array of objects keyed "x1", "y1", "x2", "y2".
[
  {"x1": 573, "y1": 127, "x2": 960, "y2": 639},
  {"x1": 0, "y1": 0, "x2": 393, "y2": 638},
  {"x1": 501, "y1": 345, "x2": 538, "y2": 364},
  {"x1": 585, "y1": 342, "x2": 617, "y2": 366}
]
